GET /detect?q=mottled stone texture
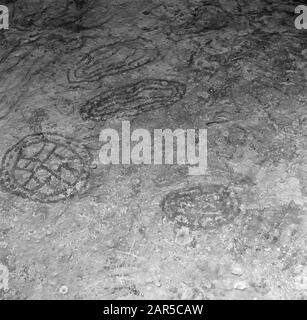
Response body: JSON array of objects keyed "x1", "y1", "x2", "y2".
[{"x1": 0, "y1": 0, "x2": 306, "y2": 299}]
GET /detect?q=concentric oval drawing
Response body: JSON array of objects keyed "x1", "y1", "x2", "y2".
[
  {"x1": 0, "y1": 133, "x2": 92, "y2": 203},
  {"x1": 80, "y1": 79, "x2": 186, "y2": 121},
  {"x1": 161, "y1": 185, "x2": 241, "y2": 230},
  {"x1": 68, "y1": 38, "x2": 159, "y2": 84}
]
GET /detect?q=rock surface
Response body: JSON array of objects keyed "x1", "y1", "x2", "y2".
[{"x1": 0, "y1": 0, "x2": 306, "y2": 299}]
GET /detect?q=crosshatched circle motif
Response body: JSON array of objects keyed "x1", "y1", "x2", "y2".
[{"x1": 0, "y1": 133, "x2": 92, "y2": 203}]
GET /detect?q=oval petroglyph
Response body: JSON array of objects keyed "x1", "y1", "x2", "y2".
[
  {"x1": 68, "y1": 38, "x2": 159, "y2": 84},
  {"x1": 161, "y1": 185, "x2": 241, "y2": 230},
  {"x1": 80, "y1": 79, "x2": 186, "y2": 121}
]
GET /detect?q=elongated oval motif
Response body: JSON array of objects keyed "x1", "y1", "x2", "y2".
[
  {"x1": 68, "y1": 39, "x2": 159, "y2": 83},
  {"x1": 80, "y1": 79, "x2": 186, "y2": 121}
]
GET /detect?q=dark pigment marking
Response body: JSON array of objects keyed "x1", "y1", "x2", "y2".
[
  {"x1": 161, "y1": 185, "x2": 241, "y2": 230},
  {"x1": 68, "y1": 39, "x2": 159, "y2": 84},
  {"x1": 80, "y1": 79, "x2": 186, "y2": 121},
  {"x1": 0, "y1": 133, "x2": 92, "y2": 203}
]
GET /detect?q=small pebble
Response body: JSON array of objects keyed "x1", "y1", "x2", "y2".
[
  {"x1": 59, "y1": 285, "x2": 68, "y2": 295},
  {"x1": 231, "y1": 264, "x2": 243, "y2": 276},
  {"x1": 234, "y1": 281, "x2": 248, "y2": 290}
]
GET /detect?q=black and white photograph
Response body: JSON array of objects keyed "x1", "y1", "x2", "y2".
[{"x1": 0, "y1": 0, "x2": 306, "y2": 304}]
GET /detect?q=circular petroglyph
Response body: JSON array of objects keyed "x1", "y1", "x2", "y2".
[
  {"x1": 161, "y1": 185, "x2": 241, "y2": 230},
  {"x1": 0, "y1": 133, "x2": 92, "y2": 203}
]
